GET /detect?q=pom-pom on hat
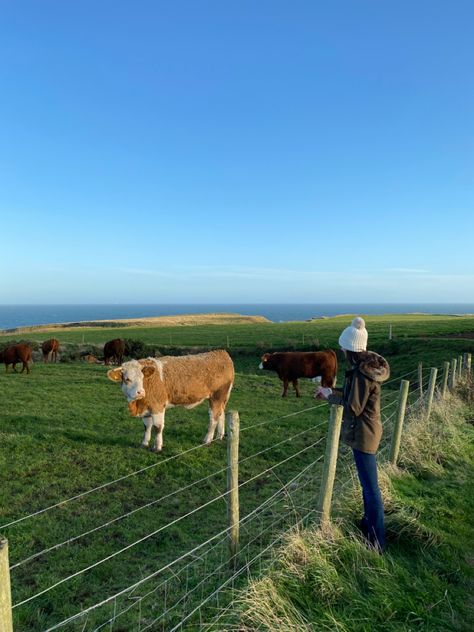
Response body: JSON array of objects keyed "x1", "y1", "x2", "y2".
[{"x1": 338, "y1": 317, "x2": 368, "y2": 352}]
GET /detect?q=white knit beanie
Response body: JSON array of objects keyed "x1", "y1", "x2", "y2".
[{"x1": 338, "y1": 317, "x2": 368, "y2": 352}]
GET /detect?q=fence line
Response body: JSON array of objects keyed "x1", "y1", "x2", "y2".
[
  {"x1": 14, "y1": 437, "x2": 325, "y2": 610},
  {"x1": 11, "y1": 418, "x2": 328, "y2": 571},
  {"x1": 43, "y1": 454, "x2": 325, "y2": 631},
  {"x1": 93, "y1": 465, "x2": 321, "y2": 632},
  {"x1": 2, "y1": 403, "x2": 328, "y2": 533}
]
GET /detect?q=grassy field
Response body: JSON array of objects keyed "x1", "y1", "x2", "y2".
[{"x1": 0, "y1": 314, "x2": 473, "y2": 630}]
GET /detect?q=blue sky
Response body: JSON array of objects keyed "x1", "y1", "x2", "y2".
[{"x1": 1, "y1": 1, "x2": 473, "y2": 304}]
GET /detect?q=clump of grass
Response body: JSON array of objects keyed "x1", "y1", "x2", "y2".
[{"x1": 398, "y1": 392, "x2": 470, "y2": 475}]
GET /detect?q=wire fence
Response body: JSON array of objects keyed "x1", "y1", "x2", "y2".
[{"x1": 0, "y1": 356, "x2": 469, "y2": 632}]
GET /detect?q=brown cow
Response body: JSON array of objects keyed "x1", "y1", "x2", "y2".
[
  {"x1": 0, "y1": 344, "x2": 33, "y2": 374},
  {"x1": 259, "y1": 350, "x2": 337, "y2": 397},
  {"x1": 42, "y1": 338, "x2": 60, "y2": 363},
  {"x1": 104, "y1": 338, "x2": 126, "y2": 365}
]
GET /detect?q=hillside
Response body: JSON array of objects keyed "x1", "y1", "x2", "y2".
[{"x1": 1, "y1": 312, "x2": 270, "y2": 334}]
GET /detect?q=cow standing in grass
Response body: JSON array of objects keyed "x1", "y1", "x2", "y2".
[
  {"x1": 42, "y1": 338, "x2": 60, "y2": 362},
  {"x1": 259, "y1": 350, "x2": 337, "y2": 397},
  {"x1": 107, "y1": 350, "x2": 234, "y2": 451},
  {"x1": 0, "y1": 344, "x2": 33, "y2": 374},
  {"x1": 104, "y1": 338, "x2": 126, "y2": 365}
]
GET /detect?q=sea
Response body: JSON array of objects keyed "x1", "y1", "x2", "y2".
[{"x1": 1, "y1": 304, "x2": 474, "y2": 331}]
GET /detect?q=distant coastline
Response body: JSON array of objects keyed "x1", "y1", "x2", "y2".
[{"x1": 1, "y1": 303, "x2": 474, "y2": 331}]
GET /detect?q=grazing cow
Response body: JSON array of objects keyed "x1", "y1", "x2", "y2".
[
  {"x1": 0, "y1": 344, "x2": 33, "y2": 374},
  {"x1": 42, "y1": 338, "x2": 60, "y2": 363},
  {"x1": 107, "y1": 350, "x2": 234, "y2": 451},
  {"x1": 104, "y1": 338, "x2": 126, "y2": 365},
  {"x1": 259, "y1": 350, "x2": 337, "y2": 397}
]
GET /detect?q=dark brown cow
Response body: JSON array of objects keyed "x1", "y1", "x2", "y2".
[
  {"x1": 104, "y1": 338, "x2": 126, "y2": 366},
  {"x1": 259, "y1": 350, "x2": 337, "y2": 397},
  {"x1": 0, "y1": 344, "x2": 33, "y2": 374},
  {"x1": 42, "y1": 338, "x2": 60, "y2": 363}
]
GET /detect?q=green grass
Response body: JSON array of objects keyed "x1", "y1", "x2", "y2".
[{"x1": 0, "y1": 315, "x2": 473, "y2": 630}]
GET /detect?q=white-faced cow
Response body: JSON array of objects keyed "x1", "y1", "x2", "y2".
[
  {"x1": 107, "y1": 350, "x2": 234, "y2": 452},
  {"x1": 259, "y1": 350, "x2": 337, "y2": 397}
]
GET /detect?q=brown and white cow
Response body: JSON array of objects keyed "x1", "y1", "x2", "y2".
[
  {"x1": 42, "y1": 338, "x2": 60, "y2": 363},
  {"x1": 259, "y1": 350, "x2": 337, "y2": 397},
  {"x1": 0, "y1": 344, "x2": 33, "y2": 374},
  {"x1": 107, "y1": 350, "x2": 234, "y2": 451}
]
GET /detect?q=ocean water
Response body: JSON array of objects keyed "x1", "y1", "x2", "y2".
[{"x1": 1, "y1": 304, "x2": 474, "y2": 331}]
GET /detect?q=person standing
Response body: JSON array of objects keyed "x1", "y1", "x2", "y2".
[{"x1": 321, "y1": 317, "x2": 390, "y2": 552}]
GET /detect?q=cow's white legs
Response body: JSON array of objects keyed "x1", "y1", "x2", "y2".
[
  {"x1": 216, "y1": 411, "x2": 225, "y2": 440},
  {"x1": 204, "y1": 408, "x2": 220, "y2": 445},
  {"x1": 142, "y1": 416, "x2": 153, "y2": 448},
  {"x1": 151, "y1": 411, "x2": 165, "y2": 452}
]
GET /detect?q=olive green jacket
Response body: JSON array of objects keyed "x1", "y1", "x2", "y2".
[{"x1": 328, "y1": 351, "x2": 390, "y2": 454}]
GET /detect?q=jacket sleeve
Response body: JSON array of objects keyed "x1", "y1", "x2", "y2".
[
  {"x1": 327, "y1": 389, "x2": 343, "y2": 405},
  {"x1": 348, "y1": 371, "x2": 372, "y2": 417}
]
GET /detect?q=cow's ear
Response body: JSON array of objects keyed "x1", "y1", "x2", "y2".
[
  {"x1": 107, "y1": 368, "x2": 123, "y2": 382},
  {"x1": 142, "y1": 365, "x2": 156, "y2": 378}
]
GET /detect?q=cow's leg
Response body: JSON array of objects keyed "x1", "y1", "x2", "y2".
[
  {"x1": 281, "y1": 378, "x2": 289, "y2": 397},
  {"x1": 292, "y1": 379, "x2": 301, "y2": 397},
  {"x1": 151, "y1": 411, "x2": 165, "y2": 452},
  {"x1": 12, "y1": 363, "x2": 18, "y2": 373},
  {"x1": 141, "y1": 415, "x2": 153, "y2": 448},
  {"x1": 216, "y1": 411, "x2": 226, "y2": 440},
  {"x1": 321, "y1": 372, "x2": 333, "y2": 388},
  {"x1": 204, "y1": 406, "x2": 221, "y2": 445}
]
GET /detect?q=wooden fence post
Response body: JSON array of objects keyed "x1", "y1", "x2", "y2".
[
  {"x1": 418, "y1": 362, "x2": 423, "y2": 399},
  {"x1": 389, "y1": 324, "x2": 392, "y2": 340},
  {"x1": 449, "y1": 358, "x2": 457, "y2": 390},
  {"x1": 426, "y1": 368, "x2": 438, "y2": 419},
  {"x1": 226, "y1": 411, "x2": 240, "y2": 565},
  {"x1": 389, "y1": 380, "x2": 410, "y2": 466},
  {"x1": 441, "y1": 362, "x2": 450, "y2": 399},
  {"x1": 0, "y1": 538, "x2": 13, "y2": 632},
  {"x1": 317, "y1": 405, "x2": 343, "y2": 526},
  {"x1": 458, "y1": 354, "x2": 464, "y2": 380},
  {"x1": 465, "y1": 353, "x2": 472, "y2": 379}
]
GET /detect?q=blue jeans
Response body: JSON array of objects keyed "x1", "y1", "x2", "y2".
[{"x1": 352, "y1": 449, "x2": 385, "y2": 552}]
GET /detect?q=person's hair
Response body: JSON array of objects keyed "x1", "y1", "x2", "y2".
[{"x1": 344, "y1": 350, "x2": 365, "y2": 367}]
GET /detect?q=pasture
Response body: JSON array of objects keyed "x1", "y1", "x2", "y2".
[{"x1": 1, "y1": 314, "x2": 473, "y2": 630}]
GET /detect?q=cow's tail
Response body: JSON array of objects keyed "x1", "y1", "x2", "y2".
[{"x1": 331, "y1": 349, "x2": 338, "y2": 387}]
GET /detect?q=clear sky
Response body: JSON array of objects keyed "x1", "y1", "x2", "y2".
[{"x1": 1, "y1": 1, "x2": 473, "y2": 304}]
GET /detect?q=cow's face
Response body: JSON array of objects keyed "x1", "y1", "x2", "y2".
[
  {"x1": 259, "y1": 353, "x2": 272, "y2": 370},
  {"x1": 107, "y1": 360, "x2": 154, "y2": 402}
]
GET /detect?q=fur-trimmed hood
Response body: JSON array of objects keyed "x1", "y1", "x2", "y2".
[{"x1": 354, "y1": 351, "x2": 390, "y2": 383}]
